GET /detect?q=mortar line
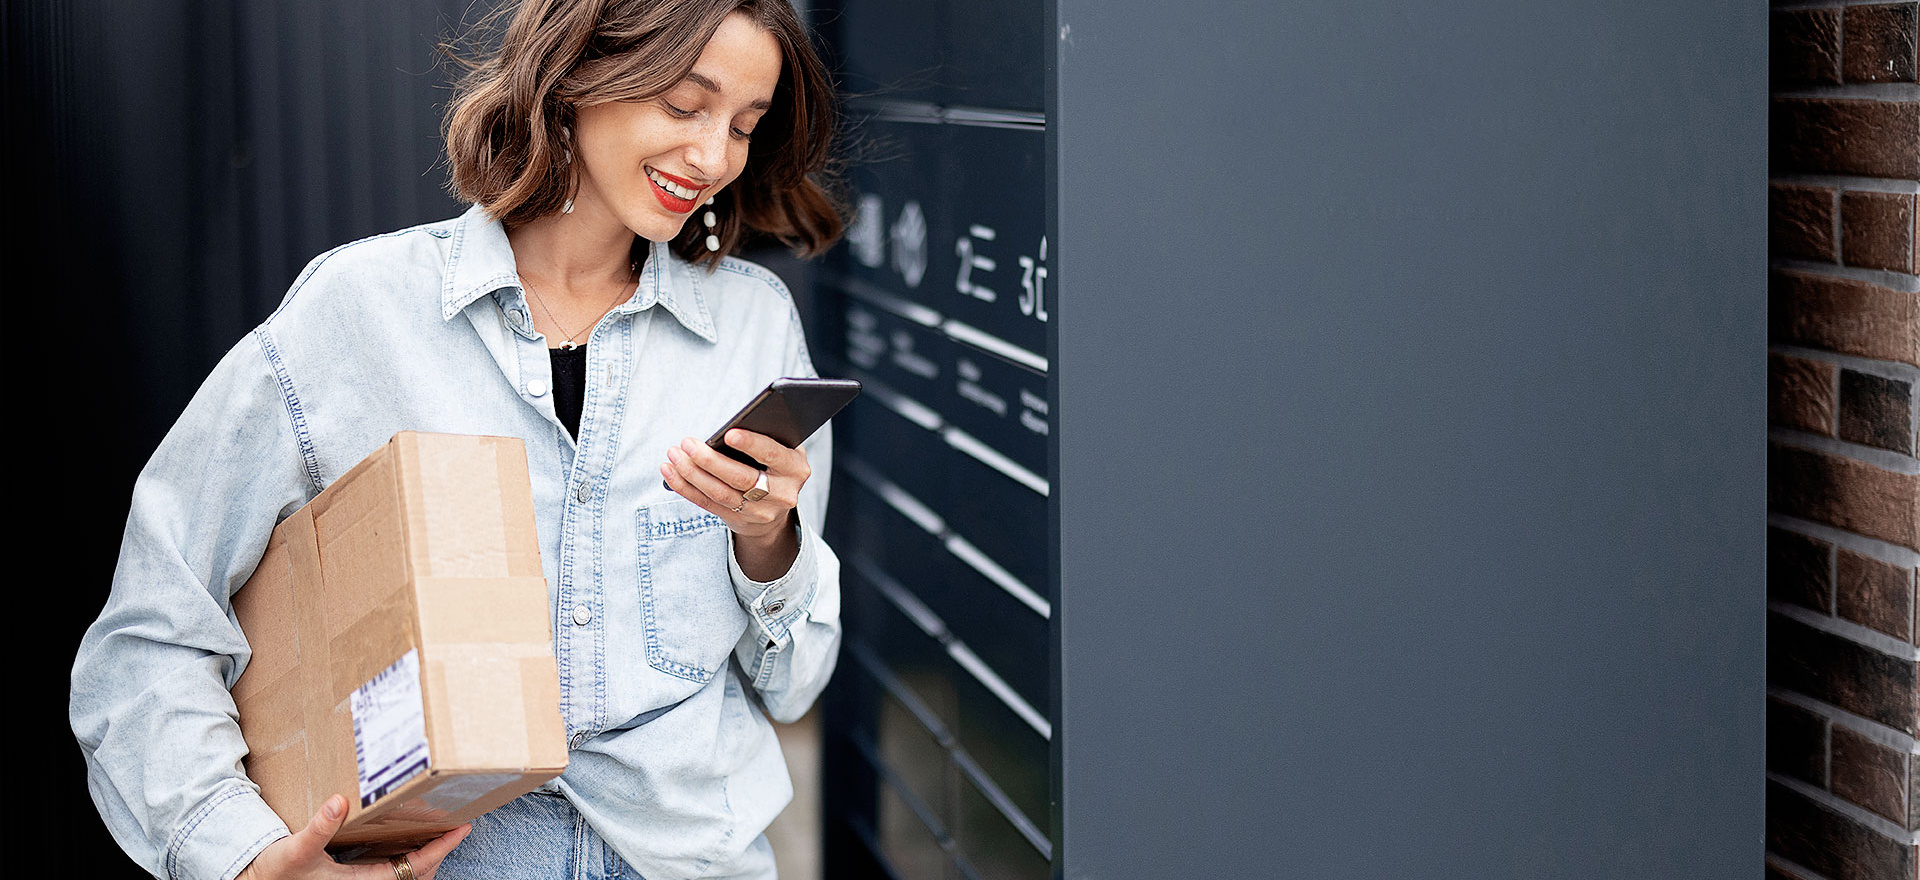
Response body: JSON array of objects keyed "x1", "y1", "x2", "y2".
[
  {"x1": 1770, "y1": 427, "x2": 1920, "y2": 474},
  {"x1": 1832, "y1": 187, "x2": 1845, "y2": 266},
  {"x1": 1774, "y1": 84, "x2": 1920, "y2": 102},
  {"x1": 1770, "y1": 344, "x2": 1920, "y2": 384},
  {"x1": 1767, "y1": 687, "x2": 1920, "y2": 753},
  {"x1": 1823, "y1": 714, "x2": 1835, "y2": 796},
  {"x1": 1830, "y1": 520, "x2": 1843, "y2": 622},
  {"x1": 1772, "y1": 174, "x2": 1920, "y2": 195},
  {"x1": 1767, "y1": 772, "x2": 1920, "y2": 843},
  {"x1": 1765, "y1": 855, "x2": 1838, "y2": 880},
  {"x1": 1768, "y1": 513, "x2": 1920, "y2": 568},
  {"x1": 1774, "y1": 259, "x2": 1920, "y2": 292},
  {"x1": 1770, "y1": 600, "x2": 1920, "y2": 661}
]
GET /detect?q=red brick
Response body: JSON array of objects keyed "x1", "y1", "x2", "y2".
[
  {"x1": 1833, "y1": 726, "x2": 1912, "y2": 826},
  {"x1": 1772, "y1": 98, "x2": 1920, "y2": 178},
  {"x1": 1910, "y1": 752, "x2": 1918, "y2": 831},
  {"x1": 1770, "y1": 269, "x2": 1920, "y2": 369},
  {"x1": 1768, "y1": 779, "x2": 1919, "y2": 880},
  {"x1": 1838, "y1": 369, "x2": 1916, "y2": 455},
  {"x1": 1772, "y1": 354, "x2": 1838, "y2": 435},
  {"x1": 1776, "y1": 8, "x2": 1846, "y2": 87},
  {"x1": 1766, "y1": 859, "x2": 1815, "y2": 880},
  {"x1": 1842, "y1": 191, "x2": 1918, "y2": 274},
  {"x1": 1772, "y1": 526, "x2": 1835, "y2": 613},
  {"x1": 1838, "y1": 549, "x2": 1916, "y2": 641},
  {"x1": 1769, "y1": 696, "x2": 1831, "y2": 787},
  {"x1": 1843, "y1": 3, "x2": 1919, "y2": 84},
  {"x1": 1774, "y1": 183, "x2": 1840, "y2": 262},
  {"x1": 1769, "y1": 613, "x2": 1919, "y2": 735},
  {"x1": 1769, "y1": 444, "x2": 1920, "y2": 553}
]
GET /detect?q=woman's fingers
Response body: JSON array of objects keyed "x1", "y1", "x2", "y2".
[
  {"x1": 697, "y1": 438, "x2": 764, "y2": 488},
  {"x1": 722, "y1": 429, "x2": 808, "y2": 484},
  {"x1": 662, "y1": 432, "x2": 809, "y2": 530},
  {"x1": 406, "y1": 823, "x2": 472, "y2": 879},
  {"x1": 699, "y1": 431, "x2": 809, "y2": 497},
  {"x1": 236, "y1": 796, "x2": 466, "y2": 879},
  {"x1": 665, "y1": 446, "x2": 753, "y2": 511}
]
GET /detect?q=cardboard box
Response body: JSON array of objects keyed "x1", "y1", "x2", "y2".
[{"x1": 231, "y1": 432, "x2": 568, "y2": 856}]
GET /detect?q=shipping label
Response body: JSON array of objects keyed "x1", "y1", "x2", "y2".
[{"x1": 350, "y1": 649, "x2": 430, "y2": 807}]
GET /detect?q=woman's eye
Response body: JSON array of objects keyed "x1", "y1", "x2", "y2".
[
  {"x1": 731, "y1": 127, "x2": 753, "y2": 141},
  {"x1": 661, "y1": 101, "x2": 695, "y2": 118}
]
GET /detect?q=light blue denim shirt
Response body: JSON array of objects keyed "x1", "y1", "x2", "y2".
[{"x1": 69, "y1": 204, "x2": 843, "y2": 880}]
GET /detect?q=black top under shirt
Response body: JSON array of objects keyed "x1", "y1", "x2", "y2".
[{"x1": 550, "y1": 344, "x2": 588, "y2": 438}]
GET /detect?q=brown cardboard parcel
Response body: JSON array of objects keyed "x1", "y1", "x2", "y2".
[{"x1": 231, "y1": 432, "x2": 567, "y2": 856}]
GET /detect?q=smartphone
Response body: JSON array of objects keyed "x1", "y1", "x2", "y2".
[{"x1": 705, "y1": 377, "x2": 862, "y2": 469}]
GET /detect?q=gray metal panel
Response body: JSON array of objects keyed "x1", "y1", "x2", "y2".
[{"x1": 1052, "y1": 1, "x2": 1765, "y2": 877}]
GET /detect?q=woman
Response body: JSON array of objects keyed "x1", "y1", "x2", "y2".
[{"x1": 68, "y1": 1, "x2": 844, "y2": 878}]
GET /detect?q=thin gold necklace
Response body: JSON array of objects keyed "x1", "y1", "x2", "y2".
[{"x1": 523, "y1": 261, "x2": 639, "y2": 350}]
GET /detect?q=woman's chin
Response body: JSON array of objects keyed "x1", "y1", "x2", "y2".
[{"x1": 622, "y1": 212, "x2": 691, "y2": 245}]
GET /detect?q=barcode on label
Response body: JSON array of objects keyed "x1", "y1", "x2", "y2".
[{"x1": 349, "y1": 649, "x2": 430, "y2": 807}]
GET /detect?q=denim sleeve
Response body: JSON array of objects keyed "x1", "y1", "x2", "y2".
[
  {"x1": 70, "y1": 328, "x2": 314, "y2": 880},
  {"x1": 725, "y1": 458, "x2": 844, "y2": 722},
  {"x1": 726, "y1": 307, "x2": 843, "y2": 723}
]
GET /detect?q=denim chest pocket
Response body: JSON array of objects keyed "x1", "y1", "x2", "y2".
[{"x1": 636, "y1": 501, "x2": 752, "y2": 683}]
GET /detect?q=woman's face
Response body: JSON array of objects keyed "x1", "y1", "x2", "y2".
[{"x1": 572, "y1": 11, "x2": 781, "y2": 243}]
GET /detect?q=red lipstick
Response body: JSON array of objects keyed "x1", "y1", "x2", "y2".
[{"x1": 645, "y1": 167, "x2": 706, "y2": 214}]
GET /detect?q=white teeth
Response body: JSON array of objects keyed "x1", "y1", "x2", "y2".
[{"x1": 647, "y1": 169, "x2": 701, "y2": 202}]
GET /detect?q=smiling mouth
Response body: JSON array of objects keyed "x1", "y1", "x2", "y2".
[{"x1": 645, "y1": 166, "x2": 707, "y2": 211}]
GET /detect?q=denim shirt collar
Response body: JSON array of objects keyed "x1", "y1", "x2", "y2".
[{"x1": 440, "y1": 203, "x2": 719, "y2": 344}]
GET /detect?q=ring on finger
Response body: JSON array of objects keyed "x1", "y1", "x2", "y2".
[
  {"x1": 389, "y1": 855, "x2": 416, "y2": 880},
  {"x1": 742, "y1": 471, "x2": 770, "y2": 503}
]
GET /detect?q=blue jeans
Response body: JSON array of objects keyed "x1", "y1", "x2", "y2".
[{"x1": 436, "y1": 791, "x2": 777, "y2": 880}]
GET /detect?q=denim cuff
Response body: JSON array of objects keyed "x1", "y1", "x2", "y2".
[
  {"x1": 728, "y1": 516, "x2": 818, "y2": 649},
  {"x1": 164, "y1": 780, "x2": 288, "y2": 880}
]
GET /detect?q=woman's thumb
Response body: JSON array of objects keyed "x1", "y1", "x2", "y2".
[{"x1": 297, "y1": 795, "x2": 348, "y2": 849}]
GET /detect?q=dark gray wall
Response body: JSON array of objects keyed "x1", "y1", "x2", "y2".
[
  {"x1": 1051, "y1": 1, "x2": 1765, "y2": 877},
  {"x1": 9, "y1": 2, "x2": 476, "y2": 875}
]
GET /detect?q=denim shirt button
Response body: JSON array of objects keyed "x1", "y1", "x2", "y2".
[
  {"x1": 575, "y1": 481, "x2": 592, "y2": 504},
  {"x1": 527, "y1": 378, "x2": 550, "y2": 398},
  {"x1": 764, "y1": 600, "x2": 785, "y2": 615},
  {"x1": 572, "y1": 604, "x2": 592, "y2": 626}
]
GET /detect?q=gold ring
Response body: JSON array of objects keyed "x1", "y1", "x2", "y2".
[
  {"x1": 742, "y1": 471, "x2": 770, "y2": 503},
  {"x1": 389, "y1": 854, "x2": 416, "y2": 880}
]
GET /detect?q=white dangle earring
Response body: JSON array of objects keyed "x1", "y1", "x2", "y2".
[
  {"x1": 703, "y1": 196, "x2": 719, "y2": 251},
  {"x1": 561, "y1": 127, "x2": 576, "y2": 214}
]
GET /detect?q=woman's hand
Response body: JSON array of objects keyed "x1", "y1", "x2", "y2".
[
  {"x1": 236, "y1": 795, "x2": 470, "y2": 880},
  {"x1": 661, "y1": 430, "x2": 808, "y2": 581}
]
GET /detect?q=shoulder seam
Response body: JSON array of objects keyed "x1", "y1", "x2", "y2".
[
  {"x1": 714, "y1": 258, "x2": 795, "y2": 302},
  {"x1": 265, "y1": 224, "x2": 447, "y2": 325},
  {"x1": 253, "y1": 327, "x2": 325, "y2": 495}
]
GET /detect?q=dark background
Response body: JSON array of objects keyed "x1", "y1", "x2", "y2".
[{"x1": 9, "y1": 3, "x2": 480, "y2": 875}]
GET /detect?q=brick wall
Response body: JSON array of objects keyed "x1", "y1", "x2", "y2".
[{"x1": 1768, "y1": 3, "x2": 1920, "y2": 879}]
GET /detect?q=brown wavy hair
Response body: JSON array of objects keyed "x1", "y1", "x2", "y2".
[{"x1": 442, "y1": 0, "x2": 842, "y2": 268}]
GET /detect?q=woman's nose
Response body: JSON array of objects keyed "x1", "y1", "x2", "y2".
[{"x1": 684, "y1": 122, "x2": 730, "y2": 180}]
